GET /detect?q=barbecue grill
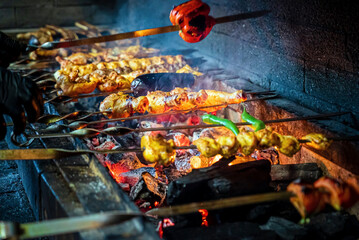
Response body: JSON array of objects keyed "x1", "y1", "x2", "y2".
[{"x1": 1, "y1": 0, "x2": 359, "y2": 239}]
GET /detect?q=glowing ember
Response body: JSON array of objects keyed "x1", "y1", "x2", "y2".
[
  {"x1": 154, "y1": 201, "x2": 160, "y2": 207},
  {"x1": 228, "y1": 155, "x2": 256, "y2": 166},
  {"x1": 209, "y1": 154, "x2": 223, "y2": 166},
  {"x1": 186, "y1": 115, "x2": 201, "y2": 125},
  {"x1": 198, "y1": 209, "x2": 209, "y2": 227},
  {"x1": 157, "y1": 218, "x2": 175, "y2": 238},
  {"x1": 105, "y1": 161, "x2": 129, "y2": 184}
]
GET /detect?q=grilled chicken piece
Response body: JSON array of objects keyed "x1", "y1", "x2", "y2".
[
  {"x1": 56, "y1": 53, "x2": 94, "y2": 68},
  {"x1": 236, "y1": 131, "x2": 258, "y2": 156},
  {"x1": 54, "y1": 73, "x2": 98, "y2": 96},
  {"x1": 287, "y1": 181, "x2": 327, "y2": 219},
  {"x1": 198, "y1": 90, "x2": 247, "y2": 112},
  {"x1": 54, "y1": 55, "x2": 188, "y2": 96},
  {"x1": 99, "y1": 93, "x2": 148, "y2": 118},
  {"x1": 254, "y1": 127, "x2": 281, "y2": 150},
  {"x1": 302, "y1": 133, "x2": 332, "y2": 150},
  {"x1": 276, "y1": 135, "x2": 301, "y2": 157},
  {"x1": 146, "y1": 89, "x2": 189, "y2": 114},
  {"x1": 195, "y1": 127, "x2": 303, "y2": 158},
  {"x1": 312, "y1": 176, "x2": 359, "y2": 210},
  {"x1": 141, "y1": 135, "x2": 176, "y2": 166},
  {"x1": 193, "y1": 137, "x2": 221, "y2": 158}
]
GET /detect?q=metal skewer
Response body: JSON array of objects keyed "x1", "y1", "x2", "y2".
[
  {"x1": 10, "y1": 112, "x2": 353, "y2": 147},
  {"x1": 36, "y1": 111, "x2": 350, "y2": 134},
  {"x1": 44, "y1": 89, "x2": 134, "y2": 104},
  {"x1": 0, "y1": 211, "x2": 142, "y2": 239},
  {"x1": 37, "y1": 11, "x2": 270, "y2": 50},
  {"x1": 3, "y1": 132, "x2": 357, "y2": 158}
]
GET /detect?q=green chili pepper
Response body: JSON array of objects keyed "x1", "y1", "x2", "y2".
[
  {"x1": 241, "y1": 105, "x2": 265, "y2": 132},
  {"x1": 201, "y1": 114, "x2": 240, "y2": 136}
]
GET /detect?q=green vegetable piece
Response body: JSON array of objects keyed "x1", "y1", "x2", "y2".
[
  {"x1": 241, "y1": 105, "x2": 265, "y2": 132},
  {"x1": 201, "y1": 114, "x2": 240, "y2": 136}
]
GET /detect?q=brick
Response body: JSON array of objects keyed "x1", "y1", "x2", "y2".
[
  {"x1": 305, "y1": 63, "x2": 359, "y2": 113},
  {"x1": 0, "y1": 8, "x2": 16, "y2": 29},
  {"x1": 91, "y1": 4, "x2": 117, "y2": 25},
  {"x1": 0, "y1": 0, "x2": 50, "y2": 8},
  {"x1": 195, "y1": 31, "x2": 305, "y2": 91},
  {"x1": 54, "y1": 0, "x2": 97, "y2": 6},
  {"x1": 268, "y1": 81, "x2": 359, "y2": 128},
  {"x1": 16, "y1": 6, "x2": 95, "y2": 28}
]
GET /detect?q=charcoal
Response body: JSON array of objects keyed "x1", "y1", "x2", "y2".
[
  {"x1": 164, "y1": 167, "x2": 186, "y2": 182},
  {"x1": 247, "y1": 202, "x2": 300, "y2": 224},
  {"x1": 131, "y1": 73, "x2": 195, "y2": 96},
  {"x1": 129, "y1": 172, "x2": 166, "y2": 203},
  {"x1": 260, "y1": 217, "x2": 307, "y2": 240},
  {"x1": 306, "y1": 212, "x2": 359, "y2": 240},
  {"x1": 119, "y1": 167, "x2": 156, "y2": 187},
  {"x1": 163, "y1": 222, "x2": 278, "y2": 240},
  {"x1": 107, "y1": 152, "x2": 145, "y2": 169},
  {"x1": 270, "y1": 163, "x2": 322, "y2": 183},
  {"x1": 167, "y1": 160, "x2": 271, "y2": 205}
]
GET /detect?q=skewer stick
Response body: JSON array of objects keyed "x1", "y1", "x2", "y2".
[{"x1": 11, "y1": 118, "x2": 356, "y2": 148}]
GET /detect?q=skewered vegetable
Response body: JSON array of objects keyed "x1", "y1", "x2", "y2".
[
  {"x1": 287, "y1": 177, "x2": 359, "y2": 220},
  {"x1": 170, "y1": 0, "x2": 215, "y2": 43},
  {"x1": 202, "y1": 114, "x2": 240, "y2": 135},
  {"x1": 241, "y1": 104, "x2": 265, "y2": 132}
]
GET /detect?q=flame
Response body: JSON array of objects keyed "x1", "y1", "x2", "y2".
[
  {"x1": 158, "y1": 218, "x2": 175, "y2": 239},
  {"x1": 198, "y1": 209, "x2": 208, "y2": 227},
  {"x1": 154, "y1": 201, "x2": 160, "y2": 207}
]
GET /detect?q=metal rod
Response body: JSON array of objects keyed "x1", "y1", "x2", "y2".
[
  {"x1": 0, "y1": 211, "x2": 142, "y2": 239},
  {"x1": 39, "y1": 11, "x2": 269, "y2": 50},
  {"x1": 146, "y1": 191, "x2": 292, "y2": 217}
]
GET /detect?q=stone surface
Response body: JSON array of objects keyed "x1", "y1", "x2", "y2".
[
  {"x1": 0, "y1": 160, "x2": 35, "y2": 223},
  {"x1": 0, "y1": 8, "x2": 16, "y2": 29}
]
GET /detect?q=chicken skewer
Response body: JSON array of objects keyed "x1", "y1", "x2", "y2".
[
  {"x1": 99, "y1": 87, "x2": 247, "y2": 118},
  {"x1": 54, "y1": 55, "x2": 194, "y2": 96},
  {"x1": 34, "y1": 94, "x2": 276, "y2": 125},
  {"x1": 0, "y1": 132, "x2": 339, "y2": 161},
  {"x1": 12, "y1": 112, "x2": 353, "y2": 148}
]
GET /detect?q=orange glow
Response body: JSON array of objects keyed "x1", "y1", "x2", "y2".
[
  {"x1": 154, "y1": 201, "x2": 160, "y2": 207},
  {"x1": 158, "y1": 218, "x2": 175, "y2": 238},
  {"x1": 198, "y1": 209, "x2": 209, "y2": 227},
  {"x1": 186, "y1": 115, "x2": 201, "y2": 125},
  {"x1": 209, "y1": 154, "x2": 222, "y2": 166},
  {"x1": 105, "y1": 161, "x2": 129, "y2": 183},
  {"x1": 228, "y1": 155, "x2": 256, "y2": 166},
  {"x1": 190, "y1": 156, "x2": 203, "y2": 169}
]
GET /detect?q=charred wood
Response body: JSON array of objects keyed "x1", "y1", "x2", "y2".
[{"x1": 167, "y1": 160, "x2": 272, "y2": 205}]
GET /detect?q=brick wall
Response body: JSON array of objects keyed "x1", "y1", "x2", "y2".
[
  {"x1": 0, "y1": 0, "x2": 117, "y2": 29},
  {"x1": 117, "y1": 0, "x2": 359, "y2": 129}
]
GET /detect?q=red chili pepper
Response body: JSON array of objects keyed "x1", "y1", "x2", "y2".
[{"x1": 170, "y1": 0, "x2": 215, "y2": 43}]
